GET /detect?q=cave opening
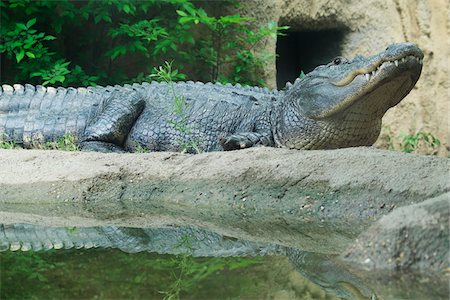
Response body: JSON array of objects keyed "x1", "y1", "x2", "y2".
[{"x1": 276, "y1": 30, "x2": 346, "y2": 89}]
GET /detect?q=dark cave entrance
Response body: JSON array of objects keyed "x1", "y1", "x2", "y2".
[{"x1": 276, "y1": 30, "x2": 345, "y2": 89}]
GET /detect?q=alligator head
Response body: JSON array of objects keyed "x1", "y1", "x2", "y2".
[{"x1": 277, "y1": 42, "x2": 423, "y2": 150}]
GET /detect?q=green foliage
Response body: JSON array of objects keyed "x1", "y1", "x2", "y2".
[
  {"x1": 30, "y1": 59, "x2": 71, "y2": 85},
  {"x1": 152, "y1": 234, "x2": 262, "y2": 299},
  {"x1": 378, "y1": 126, "x2": 442, "y2": 155},
  {"x1": 0, "y1": 17, "x2": 54, "y2": 63},
  {"x1": 66, "y1": 226, "x2": 78, "y2": 234},
  {"x1": 1, "y1": 0, "x2": 287, "y2": 87},
  {"x1": 131, "y1": 141, "x2": 151, "y2": 153},
  {"x1": 0, "y1": 133, "x2": 79, "y2": 150},
  {"x1": 299, "y1": 70, "x2": 306, "y2": 79},
  {"x1": 175, "y1": 6, "x2": 289, "y2": 85},
  {"x1": 399, "y1": 131, "x2": 441, "y2": 154},
  {"x1": 43, "y1": 133, "x2": 79, "y2": 151},
  {"x1": 0, "y1": 139, "x2": 18, "y2": 149},
  {"x1": 159, "y1": 255, "x2": 260, "y2": 300},
  {"x1": 0, "y1": 250, "x2": 64, "y2": 298},
  {"x1": 1, "y1": 249, "x2": 263, "y2": 299},
  {"x1": 149, "y1": 61, "x2": 187, "y2": 83}
]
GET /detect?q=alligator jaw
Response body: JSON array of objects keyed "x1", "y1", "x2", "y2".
[
  {"x1": 332, "y1": 55, "x2": 423, "y2": 87},
  {"x1": 314, "y1": 44, "x2": 424, "y2": 120}
]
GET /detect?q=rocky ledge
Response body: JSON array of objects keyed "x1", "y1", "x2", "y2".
[{"x1": 0, "y1": 147, "x2": 448, "y2": 272}]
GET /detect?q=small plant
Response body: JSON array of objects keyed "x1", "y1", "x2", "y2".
[
  {"x1": 150, "y1": 61, "x2": 201, "y2": 154},
  {"x1": 399, "y1": 131, "x2": 441, "y2": 154},
  {"x1": 66, "y1": 227, "x2": 77, "y2": 234},
  {"x1": 43, "y1": 133, "x2": 79, "y2": 151},
  {"x1": 132, "y1": 141, "x2": 151, "y2": 153},
  {"x1": 157, "y1": 234, "x2": 262, "y2": 299},
  {"x1": 0, "y1": 140, "x2": 17, "y2": 149},
  {"x1": 149, "y1": 61, "x2": 187, "y2": 83},
  {"x1": 0, "y1": 133, "x2": 19, "y2": 149},
  {"x1": 378, "y1": 127, "x2": 442, "y2": 155},
  {"x1": 30, "y1": 59, "x2": 71, "y2": 86},
  {"x1": 299, "y1": 70, "x2": 306, "y2": 79}
]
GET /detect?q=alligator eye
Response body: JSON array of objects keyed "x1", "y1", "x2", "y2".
[{"x1": 333, "y1": 57, "x2": 346, "y2": 65}]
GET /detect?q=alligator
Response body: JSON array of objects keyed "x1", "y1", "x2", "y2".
[
  {"x1": 0, "y1": 43, "x2": 423, "y2": 153},
  {"x1": 0, "y1": 223, "x2": 283, "y2": 256}
]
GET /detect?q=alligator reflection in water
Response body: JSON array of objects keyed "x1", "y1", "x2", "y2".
[{"x1": 1, "y1": 224, "x2": 448, "y2": 300}]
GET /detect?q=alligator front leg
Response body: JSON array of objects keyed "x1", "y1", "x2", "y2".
[
  {"x1": 80, "y1": 89, "x2": 145, "y2": 152},
  {"x1": 219, "y1": 132, "x2": 273, "y2": 151}
]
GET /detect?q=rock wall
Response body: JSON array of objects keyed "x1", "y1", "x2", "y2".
[{"x1": 240, "y1": 0, "x2": 449, "y2": 155}]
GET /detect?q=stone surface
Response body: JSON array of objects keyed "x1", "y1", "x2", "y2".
[
  {"x1": 341, "y1": 192, "x2": 450, "y2": 272},
  {"x1": 0, "y1": 147, "x2": 448, "y2": 256}
]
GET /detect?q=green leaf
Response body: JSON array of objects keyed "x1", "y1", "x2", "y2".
[
  {"x1": 109, "y1": 45, "x2": 127, "y2": 60},
  {"x1": 25, "y1": 51, "x2": 35, "y2": 58},
  {"x1": 123, "y1": 4, "x2": 131, "y2": 14},
  {"x1": 26, "y1": 18, "x2": 36, "y2": 28},
  {"x1": 102, "y1": 15, "x2": 112, "y2": 23},
  {"x1": 59, "y1": 61, "x2": 71, "y2": 68},
  {"x1": 16, "y1": 23, "x2": 27, "y2": 30},
  {"x1": 184, "y1": 4, "x2": 197, "y2": 17},
  {"x1": 30, "y1": 72, "x2": 42, "y2": 78},
  {"x1": 43, "y1": 35, "x2": 56, "y2": 41},
  {"x1": 94, "y1": 15, "x2": 102, "y2": 24},
  {"x1": 16, "y1": 50, "x2": 25, "y2": 62},
  {"x1": 176, "y1": 10, "x2": 187, "y2": 17},
  {"x1": 54, "y1": 75, "x2": 65, "y2": 82},
  {"x1": 179, "y1": 16, "x2": 194, "y2": 25}
]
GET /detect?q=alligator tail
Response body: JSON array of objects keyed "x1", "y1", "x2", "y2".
[
  {"x1": 0, "y1": 84, "x2": 103, "y2": 147},
  {"x1": 0, "y1": 224, "x2": 285, "y2": 257}
]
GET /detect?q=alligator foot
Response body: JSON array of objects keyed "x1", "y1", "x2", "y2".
[
  {"x1": 80, "y1": 141, "x2": 125, "y2": 153},
  {"x1": 219, "y1": 132, "x2": 272, "y2": 151}
]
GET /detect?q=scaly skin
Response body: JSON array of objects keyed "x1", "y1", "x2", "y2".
[
  {"x1": 0, "y1": 223, "x2": 284, "y2": 256},
  {"x1": 0, "y1": 43, "x2": 423, "y2": 152}
]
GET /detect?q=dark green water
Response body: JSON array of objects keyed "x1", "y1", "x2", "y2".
[
  {"x1": 0, "y1": 250, "x2": 334, "y2": 300},
  {"x1": 1, "y1": 224, "x2": 448, "y2": 300}
]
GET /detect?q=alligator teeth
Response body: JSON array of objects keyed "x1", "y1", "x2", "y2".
[
  {"x1": 419, "y1": 58, "x2": 423, "y2": 64},
  {"x1": 394, "y1": 60, "x2": 399, "y2": 67},
  {"x1": 365, "y1": 73, "x2": 370, "y2": 81},
  {"x1": 371, "y1": 70, "x2": 376, "y2": 76},
  {"x1": 401, "y1": 57, "x2": 407, "y2": 63}
]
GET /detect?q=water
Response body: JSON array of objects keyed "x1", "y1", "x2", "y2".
[
  {"x1": 0, "y1": 250, "x2": 336, "y2": 299},
  {"x1": 0, "y1": 224, "x2": 448, "y2": 299}
]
